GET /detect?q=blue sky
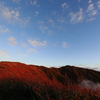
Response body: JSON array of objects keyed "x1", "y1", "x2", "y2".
[{"x1": 0, "y1": 0, "x2": 100, "y2": 70}]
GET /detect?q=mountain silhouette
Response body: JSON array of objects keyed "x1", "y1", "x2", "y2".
[{"x1": 0, "y1": 61, "x2": 100, "y2": 100}]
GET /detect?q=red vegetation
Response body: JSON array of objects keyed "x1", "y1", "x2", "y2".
[{"x1": 0, "y1": 61, "x2": 100, "y2": 100}]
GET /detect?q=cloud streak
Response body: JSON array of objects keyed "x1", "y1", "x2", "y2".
[
  {"x1": 0, "y1": 25, "x2": 9, "y2": 33},
  {"x1": 21, "y1": 42, "x2": 28, "y2": 47},
  {"x1": 78, "y1": 0, "x2": 81, "y2": 2},
  {"x1": 28, "y1": 48, "x2": 37, "y2": 52},
  {"x1": 87, "y1": 18, "x2": 96, "y2": 22},
  {"x1": 97, "y1": 1, "x2": 100, "y2": 8},
  {"x1": 12, "y1": 0, "x2": 20, "y2": 3},
  {"x1": 0, "y1": 50, "x2": 9, "y2": 56},
  {"x1": 8, "y1": 36, "x2": 17, "y2": 45},
  {"x1": 28, "y1": 39, "x2": 47, "y2": 47},
  {"x1": 89, "y1": 10, "x2": 98, "y2": 16}
]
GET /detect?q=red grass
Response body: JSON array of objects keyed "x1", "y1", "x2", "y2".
[{"x1": 0, "y1": 61, "x2": 100, "y2": 100}]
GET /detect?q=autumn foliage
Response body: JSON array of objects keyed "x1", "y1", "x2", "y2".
[{"x1": 0, "y1": 61, "x2": 100, "y2": 100}]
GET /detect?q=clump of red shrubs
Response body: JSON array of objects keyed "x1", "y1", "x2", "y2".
[{"x1": 30, "y1": 78, "x2": 100, "y2": 100}]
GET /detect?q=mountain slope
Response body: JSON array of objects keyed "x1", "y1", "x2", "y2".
[{"x1": 0, "y1": 61, "x2": 100, "y2": 100}]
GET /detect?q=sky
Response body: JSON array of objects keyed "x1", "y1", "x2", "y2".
[{"x1": 0, "y1": 0, "x2": 100, "y2": 70}]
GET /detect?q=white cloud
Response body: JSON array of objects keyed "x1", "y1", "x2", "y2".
[
  {"x1": 8, "y1": 36, "x2": 17, "y2": 45},
  {"x1": 89, "y1": 10, "x2": 98, "y2": 16},
  {"x1": 80, "y1": 80, "x2": 100, "y2": 90},
  {"x1": 57, "y1": 18, "x2": 67, "y2": 25},
  {"x1": 30, "y1": 0, "x2": 39, "y2": 7},
  {"x1": 0, "y1": 50, "x2": 9, "y2": 56},
  {"x1": 78, "y1": 0, "x2": 81, "y2": 2},
  {"x1": 30, "y1": 0, "x2": 37, "y2": 5},
  {"x1": 49, "y1": 20, "x2": 53, "y2": 22},
  {"x1": 38, "y1": 20, "x2": 53, "y2": 35},
  {"x1": 87, "y1": 4, "x2": 94, "y2": 12},
  {"x1": 21, "y1": 42, "x2": 28, "y2": 47},
  {"x1": 28, "y1": 39, "x2": 47, "y2": 47},
  {"x1": 0, "y1": 3, "x2": 30, "y2": 25},
  {"x1": 28, "y1": 48, "x2": 37, "y2": 52},
  {"x1": 0, "y1": 25, "x2": 9, "y2": 33},
  {"x1": 93, "y1": 65, "x2": 100, "y2": 71},
  {"x1": 93, "y1": 67, "x2": 100, "y2": 71},
  {"x1": 36, "y1": 11, "x2": 39, "y2": 14},
  {"x1": 69, "y1": 8, "x2": 84, "y2": 23},
  {"x1": 12, "y1": 0, "x2": 20, "y2": 3},
  {"x1": 61, "y1": 3, "x2": 69, "y2": 10},
  {"x1": 97, "y1": 1, "x2": 100, "y2": 8},
  {"x1": 87, "y1": 18, "x2": 96, "y2": 22},
  {"x1": 39, "y1": 25, "x2": 48, "y2": 33},
  {"x1": 0, "y1": 4, "x2": 20, "y2": 20},
  {"x1": 62, "y1": 42, "x2": 67, "y2": 48},
  {"x1": 88, "y1": 0, "x2": 92, "y2": 3},
  {"x1": 38, "y1": 21, "x2": 47, "y2": 33}
]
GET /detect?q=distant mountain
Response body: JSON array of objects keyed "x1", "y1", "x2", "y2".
[{"x1": 0, "y1": 61, "x2": 100, "y2": 100}]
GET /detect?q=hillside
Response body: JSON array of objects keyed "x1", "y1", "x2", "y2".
[{"x1": 0, "y1": 61, "x2": 100, "y2": 100}]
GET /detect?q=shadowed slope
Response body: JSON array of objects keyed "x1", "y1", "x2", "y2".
[{"x1": 57, "y1": 65, "x2": 100, "y2": 83}]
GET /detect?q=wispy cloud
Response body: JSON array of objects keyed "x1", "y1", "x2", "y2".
[
  {"x1": 36, "y1": 11, "x2": 39, "y2": 14},
  {"x1": 21, "y1": 42, "x2": 28, "y2": 47},
  {"x1": 0, "y1": 25, "x2": 9, "y2": 33},
  {"x1": 28, "y1": 39, "x2": 47, "y2": 47},
  {"x1": 17, "y1": 50, "x2": 29, "y2": 57},
  {"x1": 28, "y1": 48, "x2": 37, "y2": 52},
  {"x1": 39, "y1": 25, "x2": 48, "y2": 33},
  {"x1": 0, "y1": 3, "x2": 30, "y2": 25},
  {"x1": 97, "y1": 1, "x2": 100, "y2": 8},
  {"x1": 8, "y1": 36, "x2": 17, "y2": 45},
  {"x1": 12, "y1": 0, "x2": 20, "y2": 3},
  {"x1": 61, "y1": 3, "x2": 69, "y2": 10},
  {"x1": 38, "y1": 21, "x2": 47, "y2": 33},
  {"x1": 86, "y1": 3, "x2": 98, "y2": 20},
  {"x1": 1, "y1": 5, "x2": 20, "y2": 20},
  {"x1": 87, "y1": 18, "x2": 96, "y2": 22},
  {"x1": 30, "y1": 0, "x2": 39, "y2": 7},
  {"x1": 87, "y1": 4, "x2": 94, "y2": 12},
  {"x1": 30, "y1": 0, "x2": 37, "y2": 5},
  {"x1": 78, "y1": 0, "x2": 81, "y2": 2},
  {"x1": 89, "y1": 10, "x2": 98, "y2": 16},
  {"x1": 69, "y1": 8, "x2": 84, "y2": 23},
  {"x1": 88, "y1": 0, "x2": 92, "y2": 3},
  {"x1": 38, "y1": 20, "x2": 53, "y2": 36},
  {"x1": 0, "y1": 50, "x2": 9, "y2": 56},
  {"x1": 62, "y1": 42, "x2": 67, "y2": 48},
  {"x1": 57, "y1": 17, "x2": 67, "y2": 25}
]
